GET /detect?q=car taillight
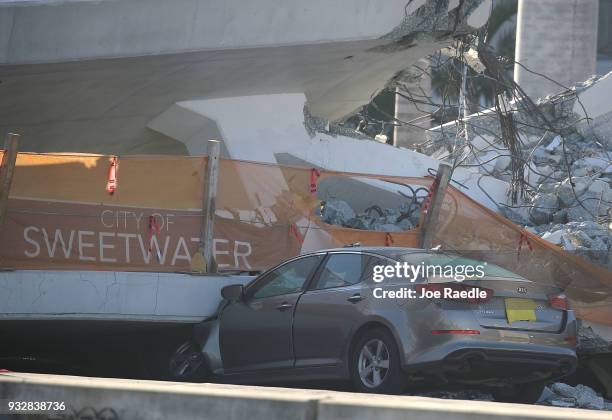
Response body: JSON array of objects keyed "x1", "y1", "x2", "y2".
[
  {"x1": 548, "y1": 293, "x2": 569, "y2": 310},
  {"x1": 416, "y1": 283, "x2": 494, "y2": 304}
]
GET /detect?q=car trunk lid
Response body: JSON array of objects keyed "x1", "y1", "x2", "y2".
[{"x1": 463, "y1": 277, "x2": 566, "y2": 333}]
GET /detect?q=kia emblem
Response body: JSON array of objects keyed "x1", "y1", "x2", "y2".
[{"x1": 517, "y1": 286, "x2": 527, "y2": 294}]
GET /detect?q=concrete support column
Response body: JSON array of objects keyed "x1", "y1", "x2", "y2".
[
  {"x1": 393, "y1": 59, "x2": 432, "y2": 148},
  {"x1": 514, "y1": 0, "x2": 599, "y2": 100}
]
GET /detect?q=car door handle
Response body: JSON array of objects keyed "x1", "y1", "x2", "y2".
[
  {"x1": 347, "y1": 294, "x2": 365, "y2": 304},
  {"x1": 276, "y1": 302, "x2": 294, "y2": 311}
]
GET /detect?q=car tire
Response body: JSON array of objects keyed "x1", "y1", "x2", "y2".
[
  {"x1": 491, "y1": 382, "x2": 546, "y2": 404},
  {"x1": 160, "y1": 340, "x2": 209, "y2": 382},
  {"x1": 350, "y1": 327, "x2": 406, "y2": 394}
]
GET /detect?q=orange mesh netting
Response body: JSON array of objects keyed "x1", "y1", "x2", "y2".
[{"x1": 0, "y1": 151, "x2": 610, "y2": 323}]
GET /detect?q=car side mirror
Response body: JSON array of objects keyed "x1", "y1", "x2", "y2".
[{"x1": 221, "y1": 284, "x2": 244, "y2": 302}]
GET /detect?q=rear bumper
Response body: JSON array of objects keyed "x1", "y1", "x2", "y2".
[
  {"x1": 405, "y1": 346, "x2": 576, "y2": 385},
  {"x1": 446, "y1": 347, "x2": 576, "y2": 378}
]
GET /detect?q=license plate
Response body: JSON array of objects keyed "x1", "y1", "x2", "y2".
[{"x1": 505, "y1": 298, "x2": 537, "y2": 324}]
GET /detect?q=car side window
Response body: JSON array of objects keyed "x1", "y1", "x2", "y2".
[
  {"x1": 248, "y1": 255, "x2": 322, "y2": 299},
  {"x1": 362, "y1": 256, "x2": 395, "y2": 283},
  {"x1": 361, "y1": 255, "x2": 425, "y2": 284},
  {"x1": 312, "y1": 253, "x2": 365, "y2": 290}
]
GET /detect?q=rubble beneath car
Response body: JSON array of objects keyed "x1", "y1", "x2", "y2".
[
  {"x1": 425, "y1": 71, "x2": 612, "y2": 269},
  {"x1": 413, "y1": 383, "x2": 612, "y2": 411},
  {"x1": 539, "y1": 383, "x2": 612, "y2": 411}
]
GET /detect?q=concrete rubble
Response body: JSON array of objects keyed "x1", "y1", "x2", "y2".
[
  {"x1": 539, "y1": 383, "x2": 612, "y2": 411},
  {"x1": 579, "y1": 326, "x2": 612, "y2": 354},
  {"x1": 414, "y1": 388, "x2": 494, "y2": 401},
  {"x1": 415, "y1": 383, "x2": 612, "y2": 411},
  {"x1": 425, "y1": 71, "x2": 612, "y2": 269},
  {"x1": 319, "y1": 199, "x2": 421, "y2": 232}
]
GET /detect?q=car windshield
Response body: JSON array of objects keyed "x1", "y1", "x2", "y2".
[{"x1": 396, "y1": 252, "x2": 524, "y2": 280}]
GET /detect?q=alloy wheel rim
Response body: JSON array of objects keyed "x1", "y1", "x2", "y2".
[
  {"x1": 169, "y1": 342, "x2": 203, "y2": 377},
  {"x1": 357, "y1": 338, "x2": 390, "y2": 388}
]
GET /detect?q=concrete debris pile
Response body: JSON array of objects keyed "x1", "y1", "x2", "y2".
[
  {"x1": 414, "y1": 388, "x2": 494, "y2": 401},
  {"x1": 319, "y1": 199, "x2": 421, "y2": 232},
  {"x1": 426, "y1": 71, "x2": 612, "y2": 268},
  {"x1": 303, "y1": 104, "x2": 370, "y2": 140},
  {"x1": 415, "y1": 384, "x2": 612, "y2": 411},
  {"x1": 382, "y1": 0, "x2": 488, "y2": 46},
  {"x1": 538, "y1": 383, "x2": 612, "y2": 411},
  {"x1": 579, "y1": 326, "x2": 612, "y2": 354}
]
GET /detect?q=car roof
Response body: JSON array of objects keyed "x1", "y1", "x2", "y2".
[{"x1": 307, "y1": 246, "x2": 425, "y2": 260}]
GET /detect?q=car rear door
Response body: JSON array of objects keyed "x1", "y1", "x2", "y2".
[
  {"x1": 293, "y1": 252, "x2": 370, "y2": 368},
  {"x1": 219, "y1": 254, "x2": 323, "y2": 373}
]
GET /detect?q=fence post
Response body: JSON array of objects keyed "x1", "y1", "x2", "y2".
[
  {"x1": 420, "y1": 162, "x2": 452, "y2": 249},
  {"x1": 0, "y1": 133, "x2": 20, "y2": 232},
  {"x1": 195, "y1": 140, "x2": 221, "y2": 273}
]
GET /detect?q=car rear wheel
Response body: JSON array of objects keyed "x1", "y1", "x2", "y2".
[
  {"x1": 350, "y1": 328, "x2": 406, "y2": 394},
  {"x1": 491, "y1": 381, "x2": 546, "y2": 404}
]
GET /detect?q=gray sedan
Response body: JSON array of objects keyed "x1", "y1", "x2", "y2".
[{"x1": 161, "y1": 247, "x2": 577, "y2": 403}]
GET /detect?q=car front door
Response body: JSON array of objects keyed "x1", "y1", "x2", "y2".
[
  {"x1": 293, "y1": 252, "x2": 370, "y2": 368},
  {"x1": 219, "y1": 254, "x2": 323, "y2": 373}
]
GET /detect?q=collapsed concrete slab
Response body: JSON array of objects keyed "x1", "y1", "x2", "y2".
[
  {"x1": 1, "y1": 0, "x2": 490, "y2": 155},
  {"x1": 573, "y1": 72, "x2": 612, "y2": 149},
  {"x1": 148, "y1": 93, "x2": 511, "y2": 212}
]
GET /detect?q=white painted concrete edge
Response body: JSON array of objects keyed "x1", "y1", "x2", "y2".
[
  {"x1": 0, "y1": 372, "x2": 610, "y2": 420},
  {"x1": 0, "y1": 270, "x2": 254, "y2": 322},
  {"x1": 0, "y1": 0, "x2": 410, "y2": 64}
]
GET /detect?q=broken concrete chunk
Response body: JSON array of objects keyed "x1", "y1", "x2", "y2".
[
  {"x1": 568, "y1": 205, "x2": 597, "y2": 223},
  {"x1": 537, "y1": 164, "x2": 554, "y2": 178},
  {"x1": 494, "y1": 154, "x2": 511, "y2": 172},
  {"x1": 572, "y1": 166, "x2": 590, "y2": 177},
  {"x1": 590, "y1": 237, "x2": 608, "y2": 252},
  {"x1": 322, "y1": 199, "x2": 355, "y2": 225},
  {"x1": 532, "y1": 147, "x2": 553, "y2": 165},
  {"x1": 557, "y1": 177, "x2": 590, "y2": 207},
  {"x1": 529, "y1": 193, "x2": 559, "y2": 225},
  {"x1": 588, "y1": 179, "x2": 611, "y2": 196},
  {"x1": 500, "y1": 206, "x2": 531, "y2": 226},
  {"x1": 573, "y1": 157, "x2": 612, "y2": 175},
  {"x1": 321, "y1": 198, "x2": 421, "y2": 232},
  {"x1": 398, "y1": 218, "x2": 415, "y2": 230},
  {"x1": 552, "y1": 209, "x2": 568, "y2": 224},
  {"x1": 469, "y1": 135, "x2": 496, "y2": 151},
  {"x1": 537, "y1": 182, "x2": 558, "y2": 194},
  {"x1": 344, "y1": 217, "x2": 370, "y2": 230},
  {"x1": 550, "y1": 399, "x2": 577, "y2": 408},
  {"x1": 548, "y1": 153, "x2": 563, "y2": 164},
  {"x1": 561, "y1": 231, "x2": 592, "y2": 251},
  {"x1": 575, "y1": 384, "x2": 605, "y2": 410},
  {"x1": 550, "y1": 383, "x2": 578, "y2": 399},
  {"x1": 541, "y1": 230, "x2": 564, "y2": 245},
  {"x1": 579, "y1": 325, "x2": 612, "y2": 354},
  {"x1": 545, "y1": 135, "x2": 562, "y2": 152},
  {"x1": 543, "y1": 383, "x2": 604, "y2": 409}
]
